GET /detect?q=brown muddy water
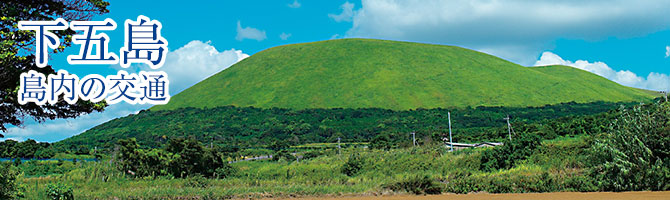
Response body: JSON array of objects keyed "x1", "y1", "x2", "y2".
[{"x1": 285, "y1": 191, "x2": 670, "y2": 200}]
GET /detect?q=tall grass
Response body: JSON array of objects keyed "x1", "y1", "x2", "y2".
[{"x1": 18, "y1": 139, "x2": 595, "y2": 199}]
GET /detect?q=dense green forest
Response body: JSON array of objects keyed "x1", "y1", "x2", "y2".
[{"x1": 55, "y1": 101, "x2": 639, "y2": 152}]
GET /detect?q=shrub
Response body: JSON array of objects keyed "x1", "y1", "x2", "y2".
[
  {"x1": 480, "y1": 133, "x2": 542, "y2": 171},
  {"x1": 564, "y1": 174, "x2": 598, "y2": 192},
  {"x1": 0, "y1": 163, "x2": 24, "y2": 199},
  {"x1": 45, "y1": 183, "x2": 74, "y2": 200},
  {"x1": 184, "y1": 174, "x2": 210, "y2": 188},
  {"x1": 272, "y1": 150, "x2": 296, "y2": 162},
  {"x1": 341, "y1": 153, "x2": 365, "y2": 176},
  {"x1": 215, "y1": 163, "x2": 237, "y2": 179},
  {"x1": 301, "y1": 150, "x2": 323, "y2": 160},
  {"x1": 384, "y1": 175, "x2": 443, "y2": 195},
  {"x1": 13, "y1": 157, "x2": 21, "y2": 166}
]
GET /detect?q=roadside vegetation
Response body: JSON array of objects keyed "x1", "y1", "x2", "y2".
[{"x1": 1, "y1": 100, "x2": 668, "y2": 199}]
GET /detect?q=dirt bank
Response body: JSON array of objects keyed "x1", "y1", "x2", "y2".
[{"x1": 284, "y1": 191, "x2": 670, "y2": 200}]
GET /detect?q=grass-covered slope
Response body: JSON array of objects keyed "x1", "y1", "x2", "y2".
[
  {"x1": 528, "y1": 65, "x2": 656, "y2": 101},
  {"x1": 153, "y1": 39, "x2": 652, "y2": 111}
]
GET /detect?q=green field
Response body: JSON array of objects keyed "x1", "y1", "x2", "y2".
[
  {"x1": 18, "y1": 137, "x2": 596, "y2": 199},
  {"x1": 3, "y1": 100, "x2": 669, "y2": 199},
  {"x1": 153, "y1": 39, "x2": 653, "y2": 111}
]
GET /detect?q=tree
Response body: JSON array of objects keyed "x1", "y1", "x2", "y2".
[
  {"x1": 0, "y1": 139, "x2": 52, "y2": 158},
  {"x1": 0, "y1": 162, "x2": 24, "y2": 199},
  {"x1": 269, "y1": 139, "x2": 290, "y2": 151},
  {"x1": 167, "y1": 137, "x2": 205, "y2": 177},
  {"x1": 0, "y1": 140, "x2": 18, "y2": 157},
  {"x1": 0, "y1": 0, "x2": 110, "y2": 134},
  {"x1": 166, "y1": 137, "x2": 227, "y2": 178},
  {"x1": 591, "y1": 102, "x2": 670, "y2": 191},
  {"x1": 370, "y1": 132, "x2": 393, "y2": 150},
  {"x1": 117, "y1": 137, "x2": 230, "y2": 178},
  {"x1": 116, "y1": 138, "x2": 141, "y2": 175},
  {"x1": 15, "y1": 139, "x2": 39, "y2": 158}
]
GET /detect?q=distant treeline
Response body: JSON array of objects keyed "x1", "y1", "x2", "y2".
[
  {"x1": 54, "y1": 100, "x2": 641, "y2": 152},
  {"x1": 0, "y1": 139, "x2": 54, "y2": 159}
]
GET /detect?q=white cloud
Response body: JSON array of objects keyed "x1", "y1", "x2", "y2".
[
  {"x1": 329, "y1": 2, "x2": 355, "y2": 22},
  {"x1": 279, "y1": 32, "x2": 292, "y2": 40},
  {"x1": 3, "y1": 103, "x2": 149, "y2": 142},
  {"x1": 5, "y1": 41, "x2": 248, "y2": 142},
  {"x1": 288, "y1": 0, "x2": 301, "y2": 8},
  {"x1": 330, "y1": 34, "x2": 341, "y2": 40},
  {"x1": 149, "y1": 40, "x2": 248, "y2": 93},
  {"x1": 345, "y1": 0, "x2": 670, "y2": 65},
  {"x1": 120, "y1": 40, "x2": 249, "y2": 94},
  {"x1": 665, "y1": 46, "x2": 669, "y2": 58},
  {"x1": 535, "y1": 52, "x2": 670, "y2": 92},
  {"x1": 235, "y1": 21, "x2": 267, "y2": 41}
]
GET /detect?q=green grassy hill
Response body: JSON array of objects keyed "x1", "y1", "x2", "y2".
[{"x1": 153, "y1": 39, "x2": 652, "y2": 111}]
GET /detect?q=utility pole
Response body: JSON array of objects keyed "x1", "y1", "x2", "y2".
[
  {"x1": 504, "y1": 115, "x2": 512, "y2": 141},
  {"x1": 411, "y1": 132, "x2": 416, "y2": 147},
  {"x1": 448, "y1": 112, "x2": 453, "y2": 152},
  {"x1": 660, "y1": 91, "x2": 668, "y2": 102},
  {"x1": 337, "y1": 137, "x2": 341, "y2": 155}
]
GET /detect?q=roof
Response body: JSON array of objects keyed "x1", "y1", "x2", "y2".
[{"x1": 443, "y1": 139, "x2": 504, "y2": 148}]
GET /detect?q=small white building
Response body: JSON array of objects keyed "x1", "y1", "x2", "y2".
[{"x1": 443, "y1": 138, "x2": 503, "y2": 150}]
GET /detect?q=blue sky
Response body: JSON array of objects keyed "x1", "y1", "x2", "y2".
[{"x1": 5, "y1": 0, "x2": 670, "y2": 142}]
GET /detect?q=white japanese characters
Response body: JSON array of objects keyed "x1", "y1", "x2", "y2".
[
  {"x1": 17, "y1": 18, "x2": 68, "y2": 68},
  {"x1": 17, "y1": 15, "x2": 170, "y2": 105},
  {"x1": 18, "y1": 71, "x2": 48, "y2": 105},
  {"x1": 67, "y1": 18, "x2": 119, "y2": 64},
  {"x1": 18, "y1": 70, "x2": 170, "y2": 105},
  {"x1": 120, "y1": 15, "x2": 168, "y2": 69}
]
